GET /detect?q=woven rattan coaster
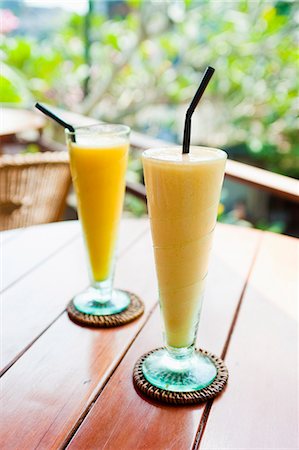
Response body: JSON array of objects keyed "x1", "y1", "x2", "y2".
[
  {"x1": 67, "y1": 290, "x2": 144, "y2": 327},
  {"x1": 133, "y1": 348, "x2": 228, "y2": 405}
]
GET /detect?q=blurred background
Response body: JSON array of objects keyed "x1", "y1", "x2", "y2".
[{"x1": 1, "y1": 0, "x2": 298, "y2": 234}]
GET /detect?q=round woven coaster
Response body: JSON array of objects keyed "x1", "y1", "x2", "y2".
[
  {"x1": 133, "y1": 348, "x2": 228, "y2": 405},
  {"x1": 67, "y1": 291, "x2": 144, "y2": 328}
]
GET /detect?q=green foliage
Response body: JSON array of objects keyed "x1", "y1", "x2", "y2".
[
  {"x1": 1, "y1": 0, "x2": 298, "y2": 176},
  {"x1": 124, "y1": 193, "x2": 146, "y2": 217},
  {"x1": 0, "y1": 75, "x2": 22, "y2": 102},
  {"x1": 256, "y1": 219, "x2": 286, "y2": 234},
  {"x1": 127, "y1": 151, "x2": 144, "y2": 182},
  {"x1": 127, "y1": 0, "x2": 142, "y2": 9},
  {"x1": 22, "y1": 144, "x2": 40, "y2": 154}
]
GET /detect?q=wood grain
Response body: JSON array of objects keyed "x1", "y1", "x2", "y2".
[
  {"x1": 67, "y1": 225, "x2": 260, "y2": 450},
  {"x1": 225, "y1": 159, "x2": 299, "y2": 203},
  {"x1": 1, "y1": 221, "x2": 80, "y2": 292},
  {"x1": 0, "y1": 108, "x2": 45, "y2": 140},
  {"x1": 130, "y1": 129, "x2": 299, "y2": 202},
  {"x1": 0, "y1": 227, "x2": 23, "y2": 245},
  {"x1": 0, "y1": 226, "x2": 157, "y2": 449},
  {"x1": 1, "y1": 219, "x2": 148, "y2": 373},
  {"x1": 200, "y1": 232, "x2": 298, "y2": 450},
  {"x1": 51, "y1": 107, "x2": 299, "y2": 202}
]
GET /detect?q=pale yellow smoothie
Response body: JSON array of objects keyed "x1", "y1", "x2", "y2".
[
  {"x1": 143, "y1": 146, "x2": 226, "y2": 348},
  {"x1": 68, "y1": 136, "x2": 129, "y2": 282}
]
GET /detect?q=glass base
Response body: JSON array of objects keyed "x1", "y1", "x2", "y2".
[
  {"x1": 142, "y1": 348, "x2": 217, "y2": 392},
  {"x1": 73, "y1": 287, "x2": 130, "y2": 316}
]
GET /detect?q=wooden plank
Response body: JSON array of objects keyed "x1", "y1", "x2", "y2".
[
  {"x1": 129, "y1": 131, "x2": 299, "y2": 203},
  {"x1": 126, "y1": 160, "x2": 298, "y2": 203},
  {"x1": 1, "y1": 219, "x2": 148, "y2": 373},
  {"x1": 0, "y1": 108, "x2": 45, "y2": 140},
  {"x1": 0, "y1": 227, "x2": 23, "y2": 245},
  {"x1": 67, "y1": 225, "x2": 261, "y2": 450},
  {"x1": 126, "y1": 180, "x2": 146, "y2": 202},
  {"x1": 1, "y1": 221, "x2": 80, "y2": 292},
  {"x1": 52, "y1": 107, "x2": 299, "y2": 202},
  {"x1": 225, "y1": 159, "x2": 299, "y2": 203},
  {"x1": 0, "y1": 227, "x2": 157, "y2": 450},
  {"x1": 200, "y1": 232, "x2": 298, "y2": 450}
]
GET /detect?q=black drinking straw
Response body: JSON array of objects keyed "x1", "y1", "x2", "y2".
[
  {"x1": 182, "y1": 66, "x2": 215, "y2": 154},
  {"x1": 35, "y1": 103, "x2": 76, "y2": 142}
]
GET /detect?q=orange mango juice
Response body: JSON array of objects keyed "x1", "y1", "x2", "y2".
[
  {"x1": 143, "y1": 147, "x2": 226, "y2": 348},
  {"x1": 68, "y1": 138, "x2": 129, "y2": 282}
]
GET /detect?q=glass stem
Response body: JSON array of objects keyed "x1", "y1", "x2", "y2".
[
  {"x1": 91, "y1": 277, "x2": 113, "y2": 303},
  {"x1": 166, "y1": 344, "x2": 195, "y2": 362}
]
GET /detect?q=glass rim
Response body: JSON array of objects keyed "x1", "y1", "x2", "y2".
[
  {"x1": 142, "y1": 145, "x2": 227, "y2": 162},
  {"x1": 65, "y1": 123, "x2": 130, "y2": 136}
]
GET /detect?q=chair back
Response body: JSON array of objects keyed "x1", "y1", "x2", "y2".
[{"x1": 0, "y1": 152, "x2": 71, "y2": 231}]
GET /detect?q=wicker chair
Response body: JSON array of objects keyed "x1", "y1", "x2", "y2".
[{"x1": 0, "y1": 152, "x2": 71, "y2": 231}]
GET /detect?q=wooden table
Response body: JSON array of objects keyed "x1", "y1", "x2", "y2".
[
  {"x1": 0, "y1": 108, "x2": 45, "y2": 144},
  {"x1": 1, "y1": 219, "x2": 298, "y2": 449}
]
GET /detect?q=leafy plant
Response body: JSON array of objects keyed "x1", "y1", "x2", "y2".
[
  {"x1": 256, "y1": 219, "x2": 286, "y2": 234},
  {"x1": 1, "y1": 0, "x2": 298, "y2": 177},
  {"x1": 124, "y1": 193, "x2": 146, "y2": 217}
]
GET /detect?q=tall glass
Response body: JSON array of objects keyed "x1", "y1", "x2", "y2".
[
  {"x1": 142, "y1": 146, "x2": 227, "y2": 392},
  {"x1": 65, "y1": 124, "x2": 130, "y2": 316}
]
